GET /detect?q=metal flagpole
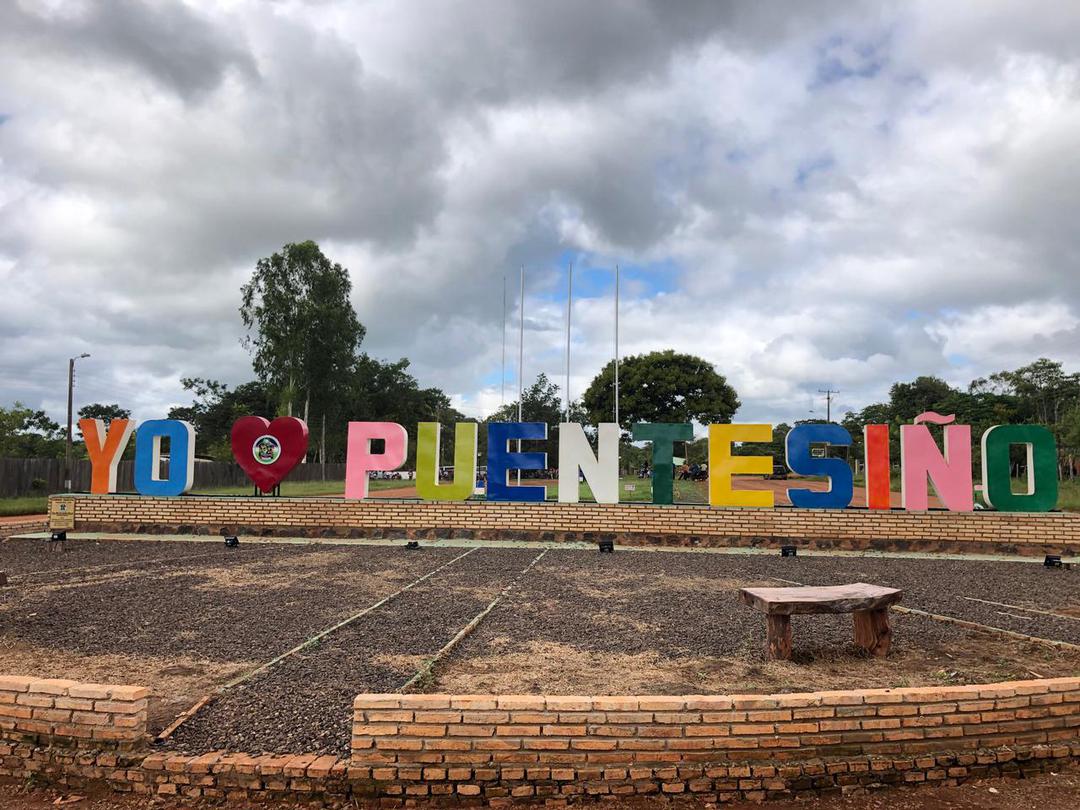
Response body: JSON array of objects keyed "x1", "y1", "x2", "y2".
[
  {"x1": 614, "y1": 264, "x2": 620, "y2": 427},
  {"x1": 501, "y1": 275, "x2": 507, "y2": 410},
  {"x1": 565, "y1": 262, "x2": 573, "y2": 422},
  {"x1": 517, "y1": 266, "x2": 525, "y2": 486}
]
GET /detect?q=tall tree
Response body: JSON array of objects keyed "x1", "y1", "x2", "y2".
[
  {"x1": 240, "y1": 241, "x2": 366, "y2": 456},
  {"x1": 485, "y1": 373, "x2": 583, "y2": 469},
  {"x1": 76, "y1": 403, "x2": 131, "y2": 435},
  {"x1": 0, "y1": 403, "x2": 65, "y2": 458},
  {"x1": 887, "y1": 376, "x2": 956, "y2": 421},
  {"x1": 984, "y1": 358, "x2": 1080, "y2": 426},
  {"x1": 168, "y1": 378, "x2": 278, "y2": 460},
  {"x1": 341, "y1": 354, "x2": 467, "y2": 467},
  {"x1": 582, "y1": 350, "x2": 740, "y2": 429}
]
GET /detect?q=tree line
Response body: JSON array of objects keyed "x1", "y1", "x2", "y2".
[{"x1": 3, "y1": 240, "x2": 1076, "y2": 480}]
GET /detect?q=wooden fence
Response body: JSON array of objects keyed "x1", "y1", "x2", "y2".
[{"x1": 0, "y1": 457, "x2": 346, "y2": 498}]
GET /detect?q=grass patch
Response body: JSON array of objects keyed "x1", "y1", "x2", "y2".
[
  {"x1": 0, "y1": 496, "x2": 48, "y2": 516},
  {"x1": 186, "y1": 478, "x2": 391, "y2": 497},
  {"x1": 1055, "y1": 478, "x2": 1080, "y2": 512}
]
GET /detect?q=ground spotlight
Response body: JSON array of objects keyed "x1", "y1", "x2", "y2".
[
  {"x1": 405, "y1": 541, "x2": 421, "y2": 550},
  {"x1": 224, "y1": 535, "x2": 239, "y2": 548},
  {"x1": 1044, "y1": 554, "x2": 1062, "y2": 568},
  {"x1": 49, "y1": 531, "x2": 67, "y2": 552},
  {"x1": 598, "y1": 539, "x2": 615, "y2": 553},
  {"x1": 781, "y1": 545, "x2": 797, "y2": 557}
]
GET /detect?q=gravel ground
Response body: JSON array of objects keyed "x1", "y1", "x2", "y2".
[
  {"x1": 2, "y1": 543, "x2": 462, "y2": 662},
  {"x1": 429, "y1": 549, "x2": 1080, "y2": 696},
  {"x1": 168, "y1": 547, "x2": 541, "y2": 755},
  {"x1": 766, "y1": 555, "x2": 1080, "y2": 644},
  {"x1": 0, "y1": 536, "x2": 238, "y2": 579},
  {"x1": 4, "y1": 539, "x2": 1079, "y2": 757},
  {"x1": 432, "y1": 551, "x2": 951, "y2": 659}
]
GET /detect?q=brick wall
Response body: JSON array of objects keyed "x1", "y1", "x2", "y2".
[
  {"x1": 1, "y1": 517, "x2": 47, "y2": 538},
  {"x1": 3, "y1": 743, "x2": 1077, "y2": 803},
  {"x1": 52, "y1": 493, "x2": 1080, "y2": 556},
  {"x1": 351, "y1": 679, "x2": 1080, "y2": 795},
  {"x1": 0, "y1": 675, "x2": 1077, "y2": 803},
  {"x1": 0, "y1": 676, "x2": 147, "y2": 749}
]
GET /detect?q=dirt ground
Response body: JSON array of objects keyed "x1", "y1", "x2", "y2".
[
  {"x1": 0, "y1": 538, "x2": 463, "y2": 729},
  {"x1": 2, "y1": 537, "x2": 1078, "y2": 755},
  {"x1": 2, "y1": 772, "x2": 1079, "y2": 809},
  {"x1": 428, "y1": 550, "x2": 1080, "y2": 697}
]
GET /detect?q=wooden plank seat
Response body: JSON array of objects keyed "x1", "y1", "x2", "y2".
[{"x1": 738, "y1": 583, "x2": 903, "y2": 660}]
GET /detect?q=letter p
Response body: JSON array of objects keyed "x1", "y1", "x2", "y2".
[{"x1": 345, "y1": 422, "x2": 408, "y2": 499}]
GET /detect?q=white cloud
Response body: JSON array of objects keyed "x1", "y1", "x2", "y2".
[{"x1": 1, "y1": 0, "x2": 1078, "y2": 429}]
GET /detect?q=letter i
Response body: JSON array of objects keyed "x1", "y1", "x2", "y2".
[{"x1": 864, "y1": 425, "x2": 891, "y2": 510}]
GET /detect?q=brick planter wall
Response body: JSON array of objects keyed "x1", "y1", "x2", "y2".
[
  {"x1": 0, "y1": 676, "x2": 147, "y2": 750},
  {"x1": 0, "y1": 518, "x2": 47, "y2": 538},
  {"x1": 1, "y1": 676, "x2": 1078, "y2": 804},
  {"x1": 3, "y1": 743, "x2": 1077, "y2": 803},
  {"x1": 50, "y1": 493, "x2": 1080, "y2": 556},
  {"x1": 350, "y1": 679, "x2": 1080, "y2": 797}
]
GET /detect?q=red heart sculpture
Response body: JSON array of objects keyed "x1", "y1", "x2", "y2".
[{"x1": 231, "y1": 416, "x2": 309, "y2": 493}]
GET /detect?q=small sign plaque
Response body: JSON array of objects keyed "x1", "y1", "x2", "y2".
[{"x1": 49, "y1": 498, "x2": 75, "y2": 531}]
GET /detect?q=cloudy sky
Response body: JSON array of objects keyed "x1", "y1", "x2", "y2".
[{"x1": 2, "y1": 0, "x2": 1079, "y2": 431}]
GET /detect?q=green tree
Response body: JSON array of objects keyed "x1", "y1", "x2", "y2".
[
  {"x1": 1061, "y1": 406, "x2": 1080, "y2": 450},
  {"x1": 338, "y1": 355, "x2": 467, "y2": 467},
  {"x1": 582, "y1": 350, "x2": 740, "y2": 430},
  {"x1": 984, "y1": 358, "x2": 1080, "y2": 426},
  {"x1": 0, "y1": 403, "x2": 65, "y2": 458},
  {"x1": 168, "y1": 378, "x2": 277, "y2": 459},
  {"x1": 887, "y1": 376, "x2": 956, "y2": 422},
  {"x1": 240, "y1": 240, "x2": 366, "y2": 458},
  {"x1": 76, "y1": 403, "x2": 131, "y2": 435},
  {"x1": 484, "y1": 373, "x2": 583, "y2": 470}
]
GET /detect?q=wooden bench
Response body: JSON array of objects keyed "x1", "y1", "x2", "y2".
[{"x1": 738, "y1": 583, "x2": 903, "y2": 660}]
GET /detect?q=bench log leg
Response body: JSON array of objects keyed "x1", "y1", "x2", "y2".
[
  {"x1": 853, "y1": 608, "x2": 892, "y2": 657},
  {"x1": 765, "y1": 615, "x2": 793, "y2": 660}
]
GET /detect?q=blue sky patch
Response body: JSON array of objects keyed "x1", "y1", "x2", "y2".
[{"x1": 538, "y1": 249, "x2": 679, "y2": 302}]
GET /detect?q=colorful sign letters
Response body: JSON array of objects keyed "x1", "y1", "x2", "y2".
[{"x1": 79, "y1": 411, "x2": 1059, "y2": 512}]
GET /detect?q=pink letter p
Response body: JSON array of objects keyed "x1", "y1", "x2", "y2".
[{"x1": 345, "y1": 422, "x2": 408, "y2": 499}]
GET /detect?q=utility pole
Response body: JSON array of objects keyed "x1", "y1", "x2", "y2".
[
  {"x1": 65, "y1": 353, "x2": 91, "y2": 492},
  {"x1": 818, "y1": 388, "x2": 839, "y2": 423}
]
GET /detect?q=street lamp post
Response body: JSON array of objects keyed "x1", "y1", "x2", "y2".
[{"x1": 65, "y1": 353, "x2": 90, "y2": 492}]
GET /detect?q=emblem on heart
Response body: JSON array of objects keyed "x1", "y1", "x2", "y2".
[{"x1": 231, "y1": 416, "x2": 309, "y2": 492}]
